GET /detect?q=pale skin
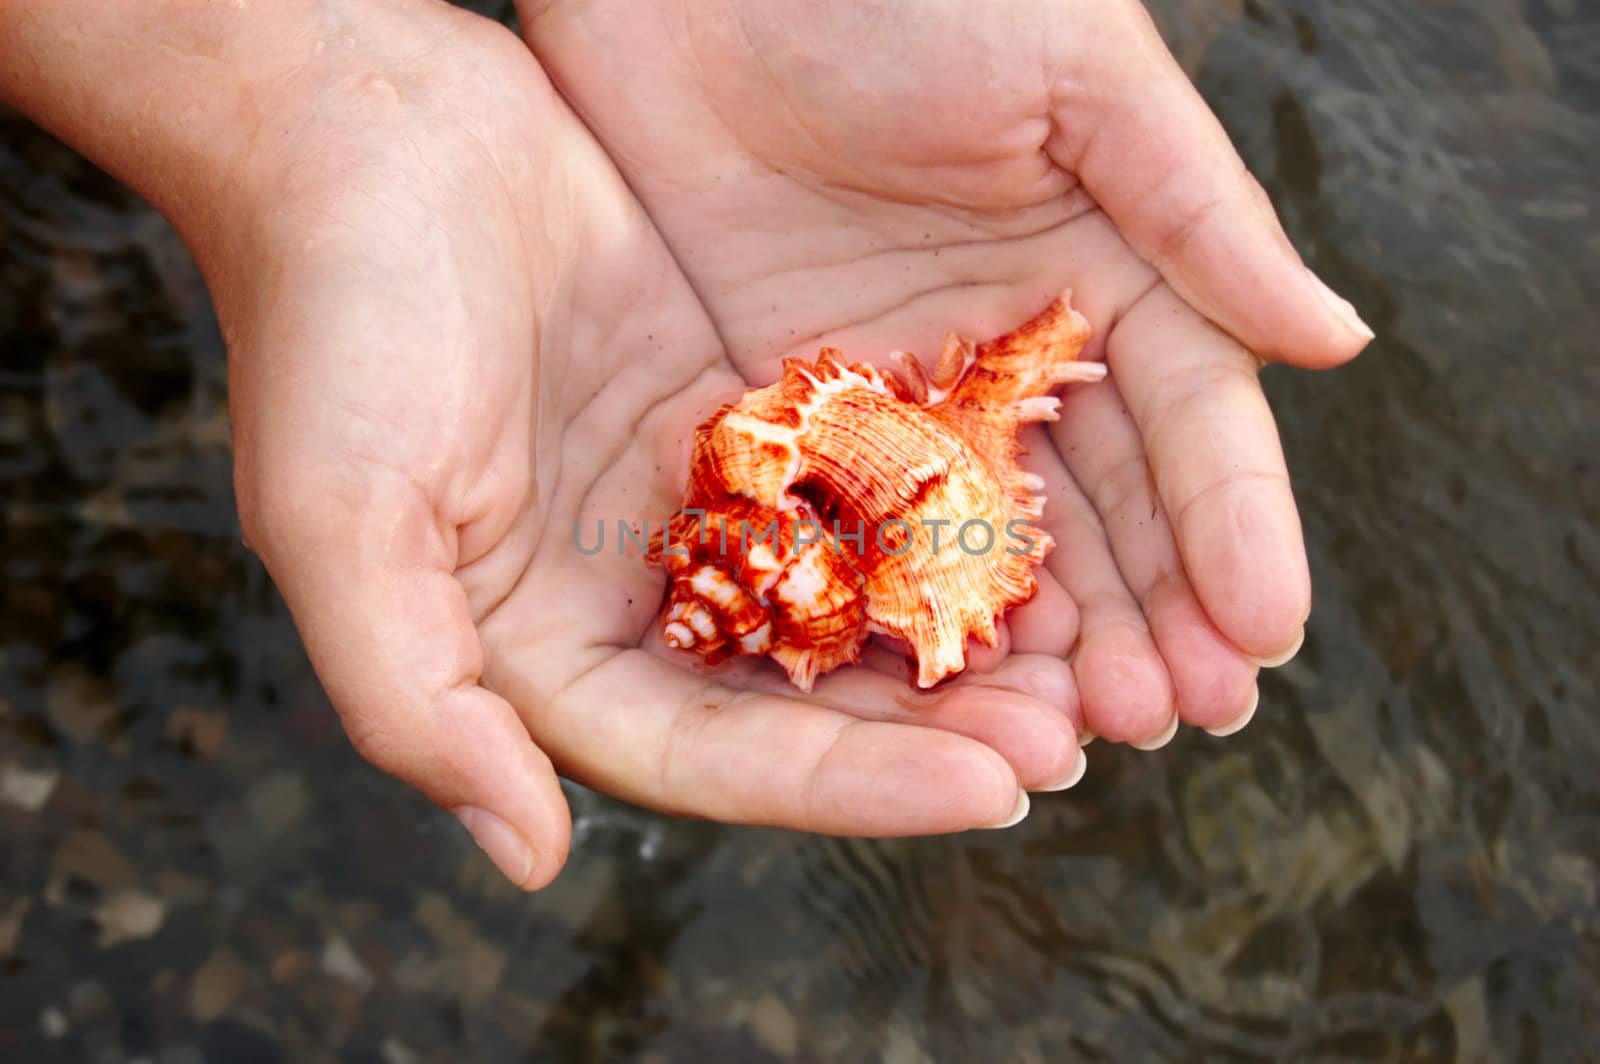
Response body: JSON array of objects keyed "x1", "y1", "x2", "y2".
[{"x1": 1, "y1": 0, "x2": 1370, "y2": 889}]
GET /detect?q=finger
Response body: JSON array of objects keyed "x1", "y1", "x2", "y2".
[
  {"x1": 845, "y1": 647, "x2": 1086, "y2": 790},
  {"x1": 964, "y1": 620, "x2": 1013, "y2": 675},
  {"x1": 861, "y1": 625, "x2": 1010, "y2": 678},
  {"x1": 506, "y1": 649, "x2": 1030, "y2": 834},
  {"x1": 1025, "y1": 427, "x2": 1176, "y2": 745},
  {"x1": 1046, "y1": 3, "x2": 1374, "y2": 368},
  {"x1": 833, "y1": 651, "x2": 1084, "y2": 792},
  {"x1": 1053, "y1": 376, "x2": 1259, "y2": 732},
  {"x1": 244, "y1": 464, "x2": 573, "y2": 890},
  {"x1": 1005, "y1": 568, "x2": 1081, "y2": 660},
  {"x1": 634, "y1": 623, "x2": 1085, "y2": 793},
  {"x1": 1107, "y1": 284, "x2": 1310, "y2": 661}
]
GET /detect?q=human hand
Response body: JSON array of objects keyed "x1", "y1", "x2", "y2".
[
  {"x1": 519, "y1": 0, "x2": 1374, "y2": 746},
  {"x1": 0, "y1": 0, "x2": 1099, "y2": 887}
]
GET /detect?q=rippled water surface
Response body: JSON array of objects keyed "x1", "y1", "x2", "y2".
[{"x1": 2, "y1": 1, "x2": 1596, "y2": 1060}]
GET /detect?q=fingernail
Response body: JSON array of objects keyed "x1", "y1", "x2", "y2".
[
  {"x1": 1308, "y1": 269, "x2": 1375, "y2": 342},
  {"x1": 983, "y1": 790, "x2": 1030, "y2": 829},
  {"x1": 454, "y1": 806, "x2": 535, "y2": 887},
  {"x1": 1037, "y1": 751, "x2": 1088, "y2": 792},
  {"x1": 1130, "y1": 712, "x2": 1180, "y2": 752},
  {"x1": 1251, "y1": 628, "x2": 1305, "y2": 669},
  {"x1": 1078, "y1": 727, "x2": 1097, "y2": 748},
  {"x1": 1205, "y1": 685, "x2": 1260, "y2": 738}
]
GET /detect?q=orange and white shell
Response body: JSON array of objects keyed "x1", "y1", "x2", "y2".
[{"x1": 648, "y1": 294, "x2": 1103, "y2": 690}]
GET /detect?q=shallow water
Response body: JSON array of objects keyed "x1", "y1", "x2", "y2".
[{"x1": 2, "y1": 1, "x2": 1596, "y2": 1060}]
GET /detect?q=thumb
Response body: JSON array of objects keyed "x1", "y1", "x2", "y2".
[
  {"x1": 1051, "y1": 2, "x2": 1374, "y2": 367},
  {"x1": 243, "y1": 462, "x2": 572, "y2": 890}
]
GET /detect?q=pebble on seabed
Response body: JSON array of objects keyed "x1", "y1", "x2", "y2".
[
  {"x1": 0, "y1": 897, "x2": 31, "y2": 955},
  {"x1": 164, "y1": 708, "x2": 228, "y2": 758},
  {"x1": 93, "y1": 888, "x2": 167, "y2": 947},
  {"x1": 188, "y1": 947, "x2": 246, "y2": 1023},
  {"x1": 320, "y1": 933, "x2": 376, "y2": 992},
  {"x1": 0, "y1": 762, "x2": 59, "y2": 812},
  {"x1": 39, "y1": 1006, "x2": 68, "y2": 1039}
]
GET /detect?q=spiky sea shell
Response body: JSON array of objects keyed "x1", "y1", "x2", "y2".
[{"x1": 649, "y1": 294, "x2": 1103, "y2": 690}]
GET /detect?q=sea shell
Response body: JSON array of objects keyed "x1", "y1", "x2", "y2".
[{"x1": 649, "y1": 294, "x2": 1104, "y2": 690}]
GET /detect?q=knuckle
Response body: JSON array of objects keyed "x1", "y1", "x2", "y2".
[
  {"x1": 1137, "y1": 358, "x2": 1256, "y2": 447},
  {"x1": 1090, "y1": 452, "x2": 1156, "y2": 526},
  {"x1": 1148, "y1": 189, "x2": 1227, "y2": 266},
  {"x1": 342, "y1": 710, "x2": 409, "y2": 778}
]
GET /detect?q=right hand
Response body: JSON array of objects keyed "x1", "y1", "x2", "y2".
[{"x1": 518, "y1": 0, "x2": 1375, "y2": 746}]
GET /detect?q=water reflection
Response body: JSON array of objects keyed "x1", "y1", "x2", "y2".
[{"x1": 2, "y1": 0, "x2": 1596, "y2": 1059}]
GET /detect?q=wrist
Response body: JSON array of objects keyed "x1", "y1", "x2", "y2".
[{"x1": 0, "y1": 0, "x2": 468, "y2": 284}]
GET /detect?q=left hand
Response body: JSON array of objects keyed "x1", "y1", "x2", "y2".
[{"x1": 517, "y1": 0, "x2": 1374, "y2": 745}]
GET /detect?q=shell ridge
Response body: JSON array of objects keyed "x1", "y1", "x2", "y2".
[{"x1": 942, "y1": 292, "x2": 1096, "y2": 417}]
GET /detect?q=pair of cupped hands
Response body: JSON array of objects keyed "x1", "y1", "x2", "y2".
[{"x1": 172, "y1": 0, "x2": 1368, "y2": 887}]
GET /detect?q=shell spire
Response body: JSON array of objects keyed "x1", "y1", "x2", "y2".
[{"x1": 649, "y1": 293, "x2": 1102, "y2": 690}]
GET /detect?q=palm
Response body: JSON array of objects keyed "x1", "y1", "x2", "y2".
[
  {"x1": 528, "y1": 2, "x2": 1106, "y2": 364},
  {"x1": 525, "y1": 0, "x2": 1271, "y2": 744}
]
